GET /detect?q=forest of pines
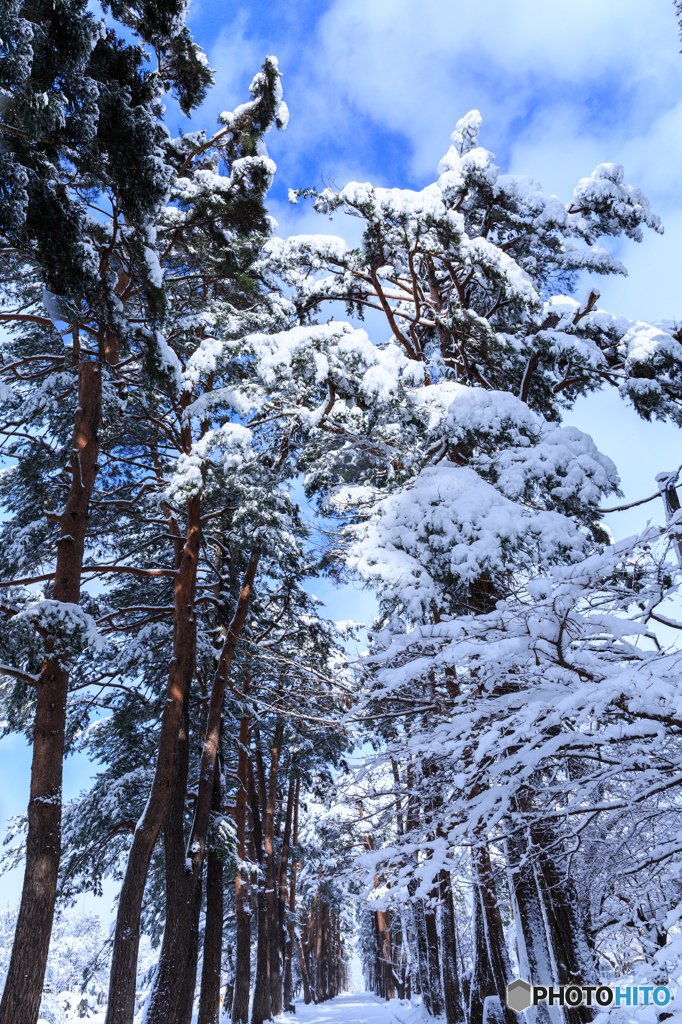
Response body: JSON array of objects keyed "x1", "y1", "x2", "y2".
[{"x1": 2, "y1": 1, "x2": 682, "y2": 1023}]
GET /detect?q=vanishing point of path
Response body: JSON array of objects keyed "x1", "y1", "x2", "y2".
[{"x1": 293, "y1": 993, "x2": 404, "y2": 1024}]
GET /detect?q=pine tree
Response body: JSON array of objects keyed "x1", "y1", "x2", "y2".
[
  {"x1": 0, "y1": 1, "x2": 211, "y2": 1019},
  {"x1": 258, "y1": 109, "x2": 681, "y2": 1019}
]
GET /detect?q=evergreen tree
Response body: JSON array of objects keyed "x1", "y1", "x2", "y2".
[
  {"x1": 258, "y1": 109, "x2": 682, "y2": 1020},
  {"x1": 0, "y1": 0, "x2": 211, "y2": 1019}
]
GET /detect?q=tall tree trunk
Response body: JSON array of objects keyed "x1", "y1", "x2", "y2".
[
  {"x1": 294, "y1": 929, "x2": 313, "y2": 1006},
  {"x1": 315, "y1": 892, "x2": 325, "y2": 1003},
  {"x1": 400, "y1": 908, "x2": 415, "y2": 1001},
  {"x1": 250, "y1": 757, "x2": 272, "y2": 1024},
  {"x1": 532, "y1": 823, "x2": 596, "y2": 1024},
  {"x1": 371, "y1": 910, "x2": 380, "y2": 996},
  {"x1": 321, "y1": 902, "x2": 330, "y2": 1000},
  {"x1": 280, "y1": 778, "x2": 296, "y2": 1011},
  {"x1": 198, "y1": 763, "x2": 225, "y2": 1024},
  {"x1": 390, "y1": 918, "x2": 400, "y2": 998},
  {"x1": 412, "y1": 895, "x2": 433, "y2": 1014},
  {"x1": 505, "y1": 821, "x2": 558, "y2": 1024},
  {"x1": 469, "y1": 889, "x2": 493, "y2": 1024},
  {"x1": 231, "y1": 672, "x2": 252, "y2": 1023},
  {"x1": 305, "y1": 907, "x2": 316, "y2": 997},
  {"x1": 472, "y1": 843, "x2": 516, "y2": 1024},
  {"x1": 404, "y1": 761, "x2": 424, "y2": 1002},
  {"x1": 440, "y1": 869, "x2": 465, "y2": 1024},
  {"x1": 253, "y1": 726, "x2": 268, "y2": 819},
  {"x1": 144, "y1": 636, "x2": 196, "y2": 1024},
  {"x1": 0, "y1": 361, "x2": 101, "y2": 1024},
  {"x1": 425, "y1": 896, "x2": 444, "y2": 1016},
  {"x1": 328, "y1": 911, "x2": 335, "y2": 999},
  {"x1": 144, "y1": 549, "x2": 260, "y2": 1024},
  {"x1": 279, "y1": 771, "x2": 296, "y2": 1011},
  {"x1": 105, "y1": 488, "x2": 201, "y2": 1024},
  {"x1": 376, "y1": 906, "x2": 394, "y2": 1000},
  {"x1": 265, "y1": 723, "x2": 284, "y2": 1016},
  {"x1": 223, "y1": 942, "x2": 236, "y2": 1021},
  {"x1": 286, "y1": 778, "x2": 312, "y2": 1007}
]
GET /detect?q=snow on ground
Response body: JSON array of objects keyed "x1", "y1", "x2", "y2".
[
  {"x1": 292, "y1": 993, "x2": 427, "y2": 1024},
  {"x1": 38, "y1": 992, "x2": 682, "y2": 1024}
]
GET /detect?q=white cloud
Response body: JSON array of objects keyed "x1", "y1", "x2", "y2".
[
  {"x1": 310, "y1": 0, "x2": 681, "y2": 166},
  {"x1": 202, "y1": 14, "x2": 264, "y2": 125}
]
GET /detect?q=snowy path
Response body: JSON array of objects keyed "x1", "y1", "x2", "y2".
[{"x1": 292, "y1": 992, "x2": 406, "y2": 1024}]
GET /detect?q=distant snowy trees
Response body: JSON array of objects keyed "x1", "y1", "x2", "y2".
[{"x1": 1, "y1": 2, "x2": 682, "y2": 1024}]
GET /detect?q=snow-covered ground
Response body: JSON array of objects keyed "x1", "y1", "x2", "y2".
[
  {"x1": 293, "y1": 993, "x2": 418, "y2": 1023},
  {"x1": 36, "y1": 991, "x2": 423, "y2": 1024},
  {"x1": 38, "y1": 991, "x2": 682, "y2": 1024}
]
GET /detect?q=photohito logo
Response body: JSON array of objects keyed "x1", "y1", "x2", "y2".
[{"x1": 505, "y1": 980, "x2": 672, "y2": 1012}]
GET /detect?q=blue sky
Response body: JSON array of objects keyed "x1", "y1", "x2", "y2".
[{"x1": 3, "y1": 0, "x2": 682, "y2": 911}]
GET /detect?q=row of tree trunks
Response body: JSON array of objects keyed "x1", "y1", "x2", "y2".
[
  {"x1": 502, "y1": 790, "x2": 599, "y2": 1024},
  {"x1": 195, "y1": 734, "x2": 343, "y2": 1023},
  {"x1": 378, "y1": 866, "x2": 499, "y2": 1024},
  {"x1": 301, "y1": 898, "x2": 345, "y2": 1003},
  {"x1": 108, "y1": 615, "x2": 341, "y2": 1024},
  {"x1": 367, "y1": 757, "x2": 508, "y2": 1024},
  {"x1": 531, "y1": 822, "x2": 597, "y2": 1024},
  {"x1": 106, "y1": 391, "x2": 202, "y2": 1024},
  {"x1": 370, "y1": 818, "x2": 596, "y2": 1024},
  {"x1": 144, "y1": 548, "x2": 261, "y2": 1024},
  {"x1": 506, "y1": 823, "x2": 556, "y2": 1024},
  {"x1": 362, "y1": 827, "x2": 598, "y2": 1024},
  {"x1": 252, "y1": 733, "x2": 310, "y2": 1019}
]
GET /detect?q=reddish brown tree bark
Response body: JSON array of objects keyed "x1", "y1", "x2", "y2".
[
  {"x1": 265, "y1": 723, "x2": 285, "y2": 1016},
  {"x1": 377, "y1": 906, "x2": 395, "y2": 1000},
  {"x1": 0, "y1": 361, "x2": 102, "y2": 1024},
  {"x1": 231, "y1": 670, "x2": 252, "y2": 1023},
  {"x1": 440, "y1": 868, "x2": 465, "y2": 1024},
  {"x1": 472, "y1": 842, "x2": 516, "y2": 1024},
  {"x1": 283, "y1": 775, "x2": 301, "y2": 1011},
  {"x1": 315, "y1": 891, "x2": 324, "y2": 1003},
  {"x1": 277, "y1": 770, "x2": 295, "y2": 1004},
  {"x1": 144, "y1": 548, "x2": 261, "y2": 1024},
  {"x1": 198, "y1": 763, "x2": 224, "y2": 1024},
  {"x1": 250, "y1": 756, "x2": 272, "y2": 1024},
  {"x1": 105, "y1": 487, "x2": 201, "y2": 1024}
]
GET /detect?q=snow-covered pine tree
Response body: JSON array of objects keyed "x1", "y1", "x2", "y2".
[
  {"x1": 60, "y1": 58, "x2": 296, "y2": 1024},
  {"x1": 0, "y1": 1, "x2": 212, "y2": 1019},
  {"x1": 256, "y1": 109, "x2": 682, "y2": 1020}
]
